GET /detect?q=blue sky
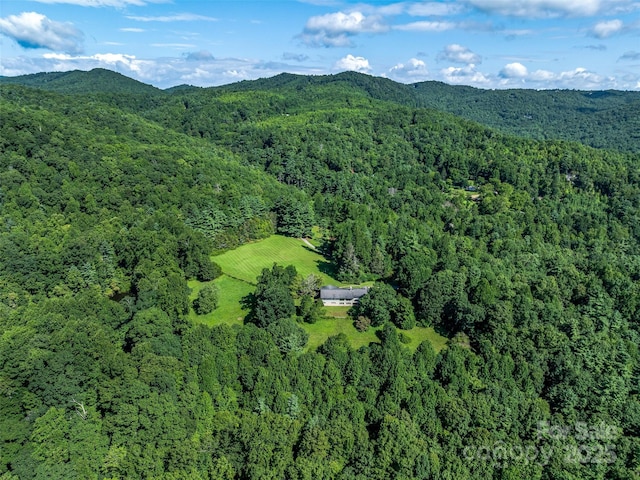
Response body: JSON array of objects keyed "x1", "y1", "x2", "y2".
[{"x1": 1, "y1": 0, "x2": 639, "y2": 89}]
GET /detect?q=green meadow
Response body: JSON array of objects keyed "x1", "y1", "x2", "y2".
[
  {"x1": 190, "y1": 234, "x2": 447, "y2": 352},
  {"x1": 212, "y1": 234, "x2": 339, "y2": 285},
  {"x1": 188, "y1": 275, "x2": 251, "y2": 327},
  {"x1": 307, "y1": 306, "x2": 448, "y2": 353}
]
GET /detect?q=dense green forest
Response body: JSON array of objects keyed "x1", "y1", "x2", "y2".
[
  {"x1": 1, "y1": 69, "x2": 640, "y2": 479},
  {"x1": 216, "y1": 71, "x2": 640, "y2": 152},
  {"x1": 3, "y1": 69, "x2": 640, "y2": 152}
]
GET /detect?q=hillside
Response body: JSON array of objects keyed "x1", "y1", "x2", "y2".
[
  {"x1": 3, "y1": 68, "x2": 639, "y2": 151},
  {"x1": 1, "y1": 76, "x2": 640, "y2": 479},
  {"x1": 0, "y1": 68, "x2": 162, "y2": 95},
  {"x1": 217, "y1": 71, "x2": 640, "y2": 152},
  {"x1": 410, "y1": 81, "x2": 640, "y2": 151}
]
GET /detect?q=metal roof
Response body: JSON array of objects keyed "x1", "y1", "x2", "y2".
[{"x1": 320, "y1": 286, "x2": 369, "y2": 300}]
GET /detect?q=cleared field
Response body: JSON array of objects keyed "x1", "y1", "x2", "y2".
[
  {"x1": 190, "y1": 235, "x2": 341, "y2": 329},
  {"x1": 189, "y1": 234, "x2": 448, "y2": 353},
  {"x1": 307, "y1": 307, "x2": 447, "y2": 353},
  {"x1": 401, "y1": 326, "x2": 448, "y2": 352},
  {"x1": 305, "y1": 317, "x2": 381, "y2": 351},
  {"x1": 188, "y1": 275, "x2": 252, "y2": 327},
  {"x1": 213, "y1": 234, "x2": 340, "y2": 284}
]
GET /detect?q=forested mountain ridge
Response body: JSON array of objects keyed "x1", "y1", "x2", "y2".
[
  {"x1": 0, "y1": 68, "x2": 162, "y2": 95},
  {"x1": 1, "y1": 75, "x2": 640, "y2": 479},
  {"x1": 3, "y1": 68, "x2": 640, "y2": 151},
  {"x1": 215, "y1": 71, "x2": 640, "y2": 152}
]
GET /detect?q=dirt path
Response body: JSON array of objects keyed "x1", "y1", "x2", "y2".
[{"x1": 300, "y1": 237, "x2": 318, "y2": 251}]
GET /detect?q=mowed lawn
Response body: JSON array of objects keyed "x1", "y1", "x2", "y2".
[
  {"x1": 189, "y1": 235, "x2": 340, "y2": 327},
  {"x1": 188, "y1": 275, "x2": 252, "y2": 327},
  {"x1": 308, "y1": 307, "x2": 448, "y2": 353},
  {"x1": 190, "y1": 234, "x2": 448, "y2": 353},
  {"x1": 213, "y1": 235, "x2": 340, "y2": 285}
]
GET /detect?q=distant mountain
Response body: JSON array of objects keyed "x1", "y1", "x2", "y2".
[
  {"x1": 0, "y1": 68, "x2": 162, "y2": 96},
  {"x1": 217, "y1": 71, "x2": 640, "y2": 152},
  {"x1": 409, "y1": 82, "x2": 640, "y2": 151},
  {"x1": 218, "y1": 71, "x2": 421, "y2": 106},
  {"x1": 3, "y1": 68, "x2": 639, "y2": 152}
]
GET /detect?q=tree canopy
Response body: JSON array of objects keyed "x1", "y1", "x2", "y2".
[{"x1": 1, "y1": 71, "x2": 640, "y2": 479}]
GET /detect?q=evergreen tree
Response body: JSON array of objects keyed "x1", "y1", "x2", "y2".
[{"x1": 249, "y1": 264, "x2": 297, "y2": 327}]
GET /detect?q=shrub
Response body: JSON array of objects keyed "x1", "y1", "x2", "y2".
[{"x1": 354, "y1": 315, "x2": 372, "y2": 332}]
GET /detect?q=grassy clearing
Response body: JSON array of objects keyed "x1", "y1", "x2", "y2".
[
  {"x1": 324, "y1": 306, "x2": 351, "y2": 318},
  {"x1": 401, "y1": 326, "x2": 448, "y2": 353},
  {"x1": 188, "y1": 275, "x2": 252, "y2": 327},
  {"x1": 213, "y1": 234, "x2": 340, "y2": 285},
  {"x1": 189, "y1": 234, "x2": 448, "y2": 353},
  {"x1": 307, "y1": 306, "x2": 447, "y2": 353},
  {"x1": 305, "y1": 317, "x2": 382, "y2": 351},
  {"x1": 190, "y1": 234, "x2": 339, "y2": 328}
]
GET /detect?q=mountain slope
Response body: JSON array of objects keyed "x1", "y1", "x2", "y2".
[
  {"x1": 219, "y1": 71, "x2": 640, "y2": 152},
  {"x1": 0, "y1": 68, "x2": 162, "y2": 95},
  {"x1": 2, "y1": 78, "x2": 640, "y2": 480},
  {"x1": 3, "y1": 68, "x2": 639, "y2": 151},
  {"x1": 410, "y1": 81, "x2": 640, "y2": 151}
]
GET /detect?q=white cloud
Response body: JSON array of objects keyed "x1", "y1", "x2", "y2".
[
  {"x1": 495, "y1": 64, "x2": 624, "y2": 89},
  {"x1": 590, "y1": 19, "x2": 624, "y2": 38},
  {"x1": 126, "y1": 13, "x2": 218, "y2": 22},
  {"x1": 300, "y1": 11, "x2": 387, "y2": 47},
  {"x1": 529, "y1": 69, "x2": 555, "y2": 81},
  {"x1": 298, "y1": 3, "x2": 485, "y2": 46},
  {"x1": 388, "y1": 58, "x2": 429, "y2": 81},
  {"x1": 394, "y1": 21, "x2": 457, "y2": 32},
  {"x1": 495, "y1": 65, "x2": 627, "y2": 89},
  {"x1": 223, "y1": 69, "x2": 248, "y2": 79},
  {"x1": 120, "y1": 27, "x2": 145, "y2": 32},
  {"x1": 462, "y1": 0, "x2": 634, "y2": 17},
  {"x1": 305, "y1": 11, "x2": 385, "y2": 33},
  {"x1": 355, "y1": 3, "x2": 407, "y2": 16},
  {"x1": 40, "y1": 52, "x2": 150, "y2": 73},
  {"x1": 441, "y1": 64, "x2": 491, "y2": 85},
  {"x1": 180, "y1": 67, "x2": 211, "y2": 82},
  {"x1": 503, "y1": 29, "x2": 535, "y2": 37},
  {"x1": 581, "y1": 44, "x2": 607, "y2": 51},
  {"x1": 0, "y1": 52, "x2": 327, "y2": 88},
  {"x1": 438, "y1": 44, "x2": 481, "y2": 64},
  {"x1": 557, "y1": 67, "x2": 608, "y2": 87},
  {"x1": 2, "y1": 52, "x2": 639, "y2": 90},
  {"x1": 335, "y1": 54, "x2": 371, "y2": 72},
  {"x1": 407, "y1": 2, "x2": 466, "y2": 16},
  {"x1": 0, "y1": 12, "x2": 84, "y2": 53},
  {"x1": 500, "y1": 62, "x2": 528, "y2": 78},
  {"x1": 282, "y1": 52, "x2": 310, "y2": 62},
  {"x1": 354, "y1": 2, "x2": 463, "y2": 17}
]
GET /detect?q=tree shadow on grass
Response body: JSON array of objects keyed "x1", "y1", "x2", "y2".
[
  {"x1": 240, "y1": 292, "x2": 256, "y2": 325},
  {"x1": 316, "y1": 259, "x2": 338, "y2": 279}
]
